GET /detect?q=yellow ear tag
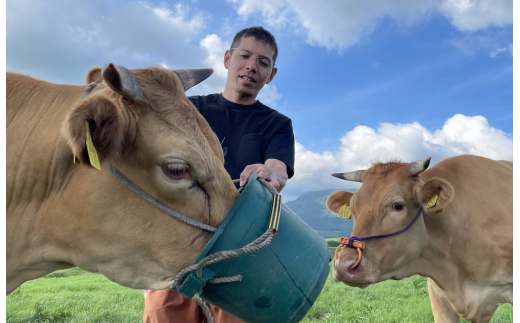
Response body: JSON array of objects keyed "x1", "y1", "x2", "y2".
[
  {"x1": 85, "y1": 122, "x2": 101, "y2": 170},
  {"x1": 338, "y1": 204, "x2": 352, "y2": 219},
  {"x1": 73, "y1": 154, "x2": 76, "y2": 164},
  {"x1": 426, "y1": 194, "x2": 438, "y2": 208}
]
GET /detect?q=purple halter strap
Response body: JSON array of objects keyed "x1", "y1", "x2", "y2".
[{"x1": 346, "y1": 207, "x2": 423, "y2": 248}]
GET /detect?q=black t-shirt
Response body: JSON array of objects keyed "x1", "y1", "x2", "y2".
[{"x1": 188, "y1": 93, "x2": 295, "y2": 181}]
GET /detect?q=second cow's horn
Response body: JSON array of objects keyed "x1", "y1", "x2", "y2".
[
  {"x1": 409, "y1": 157, "x2": 431, "y2": 176},
  {"x1": 331, "y1": 170, "x2": 364, "y2": 182}
]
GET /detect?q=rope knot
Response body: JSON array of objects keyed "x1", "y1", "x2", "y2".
[{"x1": 347, "y1": 236, "x2": 359, "y2": 248}]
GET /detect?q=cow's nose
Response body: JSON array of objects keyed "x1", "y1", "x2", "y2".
[{"x1": 333, "y1": 252, "x2": 360, "y2": 281}]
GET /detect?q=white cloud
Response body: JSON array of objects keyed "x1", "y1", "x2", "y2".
[
  {"x1": 200, "y1": 34, "x2": 230, "y2": 78},
  {"x1": 8, "y1": 0, "x2": 512, "y2": 85},
  {"x1": 257, "y1": 84, "x2": 282, "y2": 107},
  {"x1": 228, "y1": 0, "x2": 512, "y2": 52},
  {"x1": 7, "y1": 0, "x2": 208, "y2": 84},
  {"x1": 186, "y1": 34, "x2": 230, "y2": 96},
  {"x1": 228, "y1": 0, "x2": 436, "y2": 51},
  {"x1": 446, "y1": 32, "x2": 513, "y2": 59},
  {"x1": 230, "y1": 0, "x2": 289, "y2": 27},
  {"x1": 282, "y1": 114, "x2": 512, "y2": 201},
  {"x1": 489, "y1": 43, "x2": 513, "y2": 58},
  {"x1": 489, "y1": 47, "x2": 508, "y2": 58},
  {"x1": 432, "y1": 114, "x2": 512, "y2": 158},
  {"x1": 441, "y1": 0, "x2": 512, "y2": 31}
]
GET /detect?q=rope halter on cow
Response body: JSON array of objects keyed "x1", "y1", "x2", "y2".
[{"x1": 334, "y1": 207, "x2": 423, "y2": 269}]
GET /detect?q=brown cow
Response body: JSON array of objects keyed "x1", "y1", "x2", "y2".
[
  {"x1": 326, "y1": 155, "x2": 512, "y2": 323},
  {"x1": 7, "y1": 64, "x2": 239, "y2": 294}
]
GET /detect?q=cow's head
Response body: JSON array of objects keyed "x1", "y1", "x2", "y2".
[
  {"x1": 326, "y1": 158, "x2": 454, "y2": 288},
  {"x1": 60, "y1": 64, "x2": 239, "y2": 289}
]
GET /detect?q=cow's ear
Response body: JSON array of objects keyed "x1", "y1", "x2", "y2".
[
  {"x1": 85, "y1": 67, "x2": 103, "y2": 84},
  {"x1": 62, "y1": 96, "x2": 124, "y2": 166},
  {"x1": 327, "y1": 191, "x2": 354, "y2": 214},
  {"x1": 416, "y1": 178, "x2": 454, "y2": 213}
]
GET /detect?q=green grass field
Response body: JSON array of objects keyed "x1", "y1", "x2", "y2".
[{"x1": 6, "y1": 267, "x2": 512, "y2": 323}]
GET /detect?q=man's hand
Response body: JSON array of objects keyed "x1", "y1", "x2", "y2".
[{"x1": 239, "y1": 159, "x2": 288, "y2": 192}]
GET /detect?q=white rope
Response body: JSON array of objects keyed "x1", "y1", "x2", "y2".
[
  {"x1": 110, "y1": 167, "x2": 218, "y2": 232},
  {"x1": 171, "y1": 229, "x2": 274, "y2": 285},
  {"x1": 194, "y1": 293, "x2": 214, "y2": 323}
]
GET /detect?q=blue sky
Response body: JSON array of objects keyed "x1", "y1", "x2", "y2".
[{"x1": 6, "y1": 0, "x2": 513, "y2": 201}]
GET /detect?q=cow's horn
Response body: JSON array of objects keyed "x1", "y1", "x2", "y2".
[
  {"x1": 102, "y1": 63, "x2": 142, "y2": 101},
  {"x1": 409, "y1": 157, "x2": 431, "y2": 176},
  {"x1": 331, "y1": 170, "x2": 364, "y2": 182},
  {"x1": 173, "y1": 69, "x2": 214, "y2": 92}
]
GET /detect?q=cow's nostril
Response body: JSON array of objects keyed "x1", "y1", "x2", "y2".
[
  {"x1": 334, "y1": 253, "x2": 361, "y2": 281},
  {"x1": 344, "y1": 258, "x2": 360, "y2": 271},
  {"x1": 334, "y1": 262, "x2": 351, "y2": 281},
  {"x1": 334, "y1": 257, "x2": 357, "y2": 278}
]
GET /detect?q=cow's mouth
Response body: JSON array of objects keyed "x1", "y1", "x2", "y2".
[{"x1": 333, "y1": 267, "x2": 373, "y2": 289}]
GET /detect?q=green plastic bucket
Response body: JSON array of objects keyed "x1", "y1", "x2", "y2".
[{"x1": 172, "y1": 173, "x2": 331, "y2": 323}]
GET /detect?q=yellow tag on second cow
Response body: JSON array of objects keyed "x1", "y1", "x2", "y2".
[
  {"x1": 85, "y1": 122, "x2": 101, "y2": 170},
  {"x1": 426, "y1": 194, "x2": 438, "y2": 208},
  {"x1": 338, "y1": 204, "x2": 352, "y2": 219}
]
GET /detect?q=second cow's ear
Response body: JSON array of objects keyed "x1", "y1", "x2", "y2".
[
  {"x1": 62, "y1": 96, "x2": 125, "y2": 167},
  {"x1": 85, "y1": 67, "x2": 103, "y2": 84},
  {"x1": 416, "y1": 178, "x2": 454, "y2": 213},
  {"x1": 327, "y1": 191, "x2": 354, "y2": 214}
]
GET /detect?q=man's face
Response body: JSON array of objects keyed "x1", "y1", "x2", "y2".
[{"x1": 224, "y1": 36, "x2": 278, "y2": 100}]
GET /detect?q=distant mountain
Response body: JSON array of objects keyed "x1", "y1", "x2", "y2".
[{"x1": 284, "y1": 188, "x2": 357, "y2": 238}]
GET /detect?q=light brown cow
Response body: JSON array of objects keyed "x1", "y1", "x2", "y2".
[
  {"x1": 6, "y1": 64, "x2": 239, "y2": 294},
  {"x1": 327, "y1": 155, "x2": 512, "y2": 323}
]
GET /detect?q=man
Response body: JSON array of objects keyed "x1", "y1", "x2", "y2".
[{"x1": 143, "y1": 26, "x2": 295, "y2": 323}]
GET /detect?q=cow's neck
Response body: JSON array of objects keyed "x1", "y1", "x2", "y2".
[
  {"x1": 7, "y1": 78, "x2": 84, "y2": 292},
  {"x1": 7, "y1": 76, "x2": 83, "y2": 202},
  {"x1": 409, "y1": 214, "x2": 511, "y2": 320},
  {"x1": 411, "y1": 234, "x2": 467, "y2": 309},
  {"x1": 7, "y1": 80, "x2": 81, "y2": 209}
]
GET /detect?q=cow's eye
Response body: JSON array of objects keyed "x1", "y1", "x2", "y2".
[
  {"x1": 162, "y1": 163, "x2": 189, "y2": 180},
  {"x1": 392, "y1": 203, "x2": 404, "y2": 211}
]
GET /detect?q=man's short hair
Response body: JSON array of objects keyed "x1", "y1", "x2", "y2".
[{"x1": 230, "y1": 26, "x2": 279, "y2": 66}]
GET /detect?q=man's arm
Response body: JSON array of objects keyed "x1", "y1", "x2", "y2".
[{"x1": 239, "y1": 158, "x2": 289, "y2": 192}]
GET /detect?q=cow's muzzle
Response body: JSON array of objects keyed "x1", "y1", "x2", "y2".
[
  {"x1": 335, "y1": 237, "x2": 365, "y2": 269},
  {"x1": 334, "y1": 207, "x2": 424, "y2": 270}
]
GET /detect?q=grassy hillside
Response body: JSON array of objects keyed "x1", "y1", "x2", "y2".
[{"x1": 285, "y1": 189, "x2": 356, "y2": 237}]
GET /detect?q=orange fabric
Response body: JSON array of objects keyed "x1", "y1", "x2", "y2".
[
  {"x1": 334, "y1": 237, "x2": 365, "y2": 269},
  {"x1": 143, "y1": 289, "x2": 245, "y2": 323}
]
